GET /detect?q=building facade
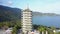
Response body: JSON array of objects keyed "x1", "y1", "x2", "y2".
[{"x1": 21, "y1": 8, "x2": 32, "y2": 34}]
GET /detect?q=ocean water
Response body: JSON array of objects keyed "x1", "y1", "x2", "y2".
[{"x1": 32, "y1": 16, "x2": 60, "y2": 28}]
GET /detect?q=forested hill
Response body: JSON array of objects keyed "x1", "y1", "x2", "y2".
[{"x1": 0, "y1": 5, "x2": 22, "y2": 22}]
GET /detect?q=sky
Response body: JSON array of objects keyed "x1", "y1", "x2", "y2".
[{"x1": 0, "y1": 0, "x2": 60, "y2": 14}]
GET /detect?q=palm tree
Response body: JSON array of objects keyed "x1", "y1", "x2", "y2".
[
  {"x1": 50, "y1": 26, "x2": 56, "y2": 34},
  {"x1": 38, "y1": 26, "x2": 46, "y2": 34}
]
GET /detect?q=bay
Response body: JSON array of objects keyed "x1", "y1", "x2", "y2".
[{"x1": 32, "y1": 16, "x2": 60, "y2": 28}]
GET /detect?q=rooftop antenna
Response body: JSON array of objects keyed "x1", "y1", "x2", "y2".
[
  {"x1": 27, "y1": 3, "x2": 29, "y2": 9},
  {"x1": 24, "y1": 1, "x2": 30, "y2": 10},
  {"x1": 25, "y1": 1, "x2": 29, "y2": 9}
]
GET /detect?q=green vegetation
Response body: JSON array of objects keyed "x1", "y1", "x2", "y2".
[
  {"x1": 0, "y1": 21, "x2": 16, "y2": 29},
  {"x1": 0, "y1": 20, "x2": 21, "y2": 34},
  {"x1": 57, "y1": 32, "x2": 60, "y2": 34},
  {"x1": 12, "y1": 25, "x2": 18, "y2": 34},
  {"x1": 12, "y1": 20, "x2": 21, "y2": 34},
  {"x1": 33, "y1": 25, "x2": 60, "y2": 34}
]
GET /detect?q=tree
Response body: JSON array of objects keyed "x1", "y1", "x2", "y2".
[
  {"x1": 38, "y1": 26, "x2": 46, "y2": 34},
  {"x1": 12, "y1": 20, "x2": 21, "y2": 34},
  {"x1": 50, "y1": 26, "x2": 56, "y2": 30},
  {"x1": 16, "y1": 20, "x2": 21, "y2": 29},
  {"x1": 12, "y1": 25, "x2": 18, "y2": 34},
  {"x1": 50, "y1": 26, "x2": 56, "y2": 34},
  {"x1": 0, "y1": 23, "x2": 3, "y2": 29},
  {"x1": 33, "y1": 24, "x2": 40, "y2": 30}
]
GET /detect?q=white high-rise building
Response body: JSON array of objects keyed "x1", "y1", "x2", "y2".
[{"x1": 21, "y1": 8, "x2": 32, "y2": 34}]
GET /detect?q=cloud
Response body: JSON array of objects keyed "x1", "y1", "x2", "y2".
[{"x1": 7, "y1": 1, "x2": 12, "y2": 5}]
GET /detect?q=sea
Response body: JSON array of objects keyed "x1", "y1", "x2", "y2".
[{"x1": 32, "y1": 16, "x2": 60, "y2": 28}]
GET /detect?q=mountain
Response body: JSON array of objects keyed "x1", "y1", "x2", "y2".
[
  {"x1": 32, "y1": 12, "x2": 60, "y2": 16},
  {"x1": 0, "y1": 5, "x2": 60, "y2": 22},
  {"x1": 0, "y1": 5, "x2": 22, "y2": 22}
]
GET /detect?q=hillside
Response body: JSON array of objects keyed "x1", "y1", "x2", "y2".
[
  {"x1": 0, "y1": 5, "x2": 21, "y2": 22},
  {"x1": 0, "y1": 5, "x2": 60, "y2": 22}
]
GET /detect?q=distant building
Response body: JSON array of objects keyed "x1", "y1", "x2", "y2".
[{"x1": 21, "y1": 8, "x2": 32, "y2": 34}]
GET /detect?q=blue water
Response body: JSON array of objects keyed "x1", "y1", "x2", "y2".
[{"x1": 32, "y1": 16, "x2": 60, "y2": 28}]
